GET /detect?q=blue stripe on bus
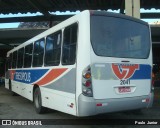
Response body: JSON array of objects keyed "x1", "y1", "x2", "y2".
[
  {"x1": 13, "y1": 69, "x2": 49, "y2": 84},
  {"x1": 131, "y1": 65, "x2": 151, "y2": 80}
]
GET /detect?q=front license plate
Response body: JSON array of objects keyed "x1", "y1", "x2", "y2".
[{"x1": 118, "y1": 87, "x2": 131, "y2": 93}]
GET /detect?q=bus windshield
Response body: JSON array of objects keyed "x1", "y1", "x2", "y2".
[{"x1": 90, "y1": 16, "x2": 150, "y2": 59}]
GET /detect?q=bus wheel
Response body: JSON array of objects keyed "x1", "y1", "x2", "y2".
[{"x1": 33, "y1": 87, "x2": 46, "y2": 114}]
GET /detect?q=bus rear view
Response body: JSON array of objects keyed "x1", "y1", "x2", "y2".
[{"x1": 78, "y1": 11, "x2": 153, "y2": 116}]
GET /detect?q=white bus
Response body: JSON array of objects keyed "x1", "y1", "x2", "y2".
[{"x1": 5, "y1": 10, "x2": 153, "y2": 116}]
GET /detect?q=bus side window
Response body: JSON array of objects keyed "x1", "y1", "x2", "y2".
[
  {"x1": 45, "y1": 31, "x2": 61, "y2": 66},
  {"x1": 17, "y1": 48, "x2": 24, "y2": 68},
  {"x1": 24, "y1": 44, "x2": 33, "y2": 68},
  {"x1": 62, "y1": 23, "x2": 78, "y2": 65},
  {"x1": 12, "y1": 51, "x2": 17, "y2": 69},
  {"x1": 33, "y1": 38, "x2": 45, "y2": 67}
]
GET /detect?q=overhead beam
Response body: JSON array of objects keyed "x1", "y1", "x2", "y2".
[
  {"x1": 153, "y1": 42, "x2": 160, "y2": 44},
  {"x1": 0, "y1": 42, "x2": 15, "y2": 48},
  {"x1": 0, "y1": 15, "x2": 72, "y2": 23},
  {"x1": 141, "y1": 13, "x2": 160, "y2": 19},
  {"x1": 0, "y1": 12, "x2": 160, "y2": 24}
]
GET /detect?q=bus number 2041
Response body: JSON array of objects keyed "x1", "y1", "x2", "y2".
[{"x1": 120, "y1": 79, "x2": 130, "y2": 85}]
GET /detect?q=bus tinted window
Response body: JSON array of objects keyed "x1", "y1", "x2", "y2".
[
  {"x1": 62, "y1": 23, "x2": 78, "y2": 65},
  {"x1": 12, "y1": 51, "x2": 17, "y2": 69},
  {"x1": 17, "y1": 48, "x2": 24, "y2": 68},
  {"x1": 24, "y1": 44, "x2": 33, "y2": 68},
  {"x1": 90, "y1": 16, "x2": 150, "y2": 59},
  {"x1": 45, "y1": 31, "x2": 61, "y2": 66},
  {"x1": 33, "y1": 38, "x2": 45, "y2": 67}
]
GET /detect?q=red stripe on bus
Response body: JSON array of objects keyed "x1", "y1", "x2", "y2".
[
  {"x1": 34, "y1": 68, "x2": 68, "y2": 86},
  {"x1": 10, "y1": 70, "x2": 16, "y2": 80}
]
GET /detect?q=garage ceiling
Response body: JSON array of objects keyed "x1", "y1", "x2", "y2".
[
  {"x1": 0, "y1": 0, "x2": 159, "y2": 14},
  {"x1": 0, "y1": 0, "x2": 160, "y2": 23}
]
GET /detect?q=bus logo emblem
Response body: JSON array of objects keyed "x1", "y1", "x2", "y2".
[{"x1": 112, "y1": 64, "x2": 139, "y2": 79}]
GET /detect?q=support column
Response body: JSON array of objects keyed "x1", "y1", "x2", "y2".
[{"x1": 125, "y1": 0, "x2": 140, "y2": 19}]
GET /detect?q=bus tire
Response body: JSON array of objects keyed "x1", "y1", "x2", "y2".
[{"x1": 33, "y1": 87, "x2": 46, "y2": 114}]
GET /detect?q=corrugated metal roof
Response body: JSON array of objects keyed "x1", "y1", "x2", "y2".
[{"x1": 0, "y1": 0, "x2": 159, "y2": 15}]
